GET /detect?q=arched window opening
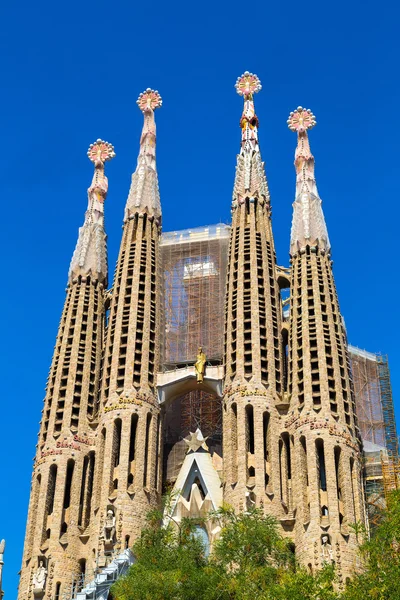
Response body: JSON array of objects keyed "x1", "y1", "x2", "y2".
[
  {"x1": 47, "y1": 464, "x2": 58, "y2": 516},
  {"x1": 143, "y1": 413, "x2": 152, "y2": 488},
  {"x1": 63, "y1": 460, "x2": 75, "y2": 509},
  {"x1": 232, "y1": 403, "x2": 238, "y2": 482},
  {"x1": 335, "y1": 446, "x2": 346, "y2": 527},
  {"x1": 280, "y1": 433, "x2": 292, "y2": 510},
  {"x1": 77, "y1": 559, "x2": 86, "y2": 593},
  {"x1": 300, "y1": 436, "x2": 310, "y2": 523},
  {"x1": 55, "y1": 582, "x2": 61, "y2": 600},
  {"x1": 316, "y1": 439, "x2": 327, "y2": 491},
  {"x1": 78, "y1": 456, "x2": 89, "y2": 527},
  {"x1": 113, "y1": 419, "x2": 122, "y2": 468},
  {"x1": 263, "y1": 412, "x2": 271, "y2": 489},
  {"x1": 245, "y1": 404, "x2": 255, "y2": 454}
]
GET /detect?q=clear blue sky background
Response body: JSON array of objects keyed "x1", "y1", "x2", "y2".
[{"x1": 1, "y1": 0, "x2": 399, "y2": 596}]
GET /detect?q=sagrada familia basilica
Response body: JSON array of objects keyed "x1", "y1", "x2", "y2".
[{"x1": 18, "y1": 73, "x2": 371, "y2": 598}]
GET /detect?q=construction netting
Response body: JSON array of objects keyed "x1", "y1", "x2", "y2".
[
  {"x1": 160, "y1": 224, "x2": 230, "y2": 368},
  {"x1": 349, "y1": 346, "x2": 398, "y2": 454}
]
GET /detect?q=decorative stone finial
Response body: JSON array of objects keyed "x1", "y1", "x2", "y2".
[
  {"x1": 136, "y1": 89, "x2": 162, "y2": 113},
  {"x1": 288, "y1": 107, "x2": 330, "y2": 255},
  {"x1": 287, "y1": 107, "x2": 316, "y2": 133},
  {"x1": 87, "y1": 139, "x2": 116, "y2": 165},
  {"x1": 124, "y1": 89, "x2": 162, "y2": 221},
  {"x1": 235, "y1": 72, "x2": 262, "y2": 98},
  {"x1": 68, "y1": 139, "x2": 115, "y2": 284}
]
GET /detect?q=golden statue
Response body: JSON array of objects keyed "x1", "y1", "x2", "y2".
[{"x1": 195, "y1": 347, "x2": 206, "y2": 383}]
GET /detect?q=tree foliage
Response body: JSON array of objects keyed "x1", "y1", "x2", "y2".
[
  {"x1": 343, "y1": 490, "x2": 400, "y2": 600},
  {"x1": 112, "y1": 492, "x2": 400, "y2": 600}
]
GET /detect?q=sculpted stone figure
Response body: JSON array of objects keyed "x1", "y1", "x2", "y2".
[
  {"x1": 33, "y1": 561, "x2": 47, "y2": 590},
  {"x1": 104, "y1": 510, "x2": 116, "y2": 543},
  {"x1": 195, "y1": 347, "x2": 206, "y2": 383},
  {"x1": 321, "y1": 535, "x2": 334, "y2": 564}
]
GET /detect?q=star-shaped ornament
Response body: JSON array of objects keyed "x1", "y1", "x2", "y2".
[{"x1": 184, "y1": 428, "x2": 209, "y2": 453}]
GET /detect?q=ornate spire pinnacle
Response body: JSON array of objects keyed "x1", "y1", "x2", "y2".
[
  {"x1": 288, "y1": 107, "x2": 330, "y2": 255},
  {"x1": 124, "y1": 89, "x2": 162, "y2": 222},
  {"x1": 69, "y1": 139, "x2": 115, "y2": 284},
  {"x1": 232, "y1": 72, "x2": 269, "y2": 205}
]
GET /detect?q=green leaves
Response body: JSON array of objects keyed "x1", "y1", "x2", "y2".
[{"x1": 111, "y1": 492, "x2": 400, "y2": 600}]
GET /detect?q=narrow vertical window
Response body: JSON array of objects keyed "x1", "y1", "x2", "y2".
[
  {"x1": 61, "y1": 459, "x2": 75, "y2": 536},
  {"x1": 128, "y1": 414, "x2": 138, "y2": 489},
  {"x1": 154, "y1": 414, "x2": 161, "y2": 490},
  {"x1": 113, "y1": 419, "x2": 122, "y2": 468},
  {"x1": 316, "y1": 439, "x2": 327, "y2": 491},
  {"x1": 96, "y1": 428, "x2": 106, "y2": 508},
  {"x1": 78, "y1": 456, "x2": 89, "y2": 527},
  {"x1": 231, "y1": 403, "x2": 238, "y2": 482},
  {"x1": 43, "y1": 464, "x2": 57, "y2": 541},
  {"x1": 263, "y1": 412, "x2": 270, "y2": 488},
  {"x1": 280, "y1": 433, "x2": 292, "y2": 509},
  {"x1": 350, "y1": 457, "x2": 360, "y2": 523},
  {"x1": 143, "y1": 413, "x2": 152, "y2": 488},
  {"x1": 300, "y1": 436, "x2": 310, "y2": 523},
  {"x1": 28, "y1": 474, "x2": 41, "y2": 553},
  {"x1": 55, "y1": 582, "x2": 61, "y2": 600},
  {"x1": 334, "y1": 446, "x2": 346, "y2": 526}
]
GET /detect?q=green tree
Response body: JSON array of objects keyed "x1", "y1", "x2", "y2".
[
  {"x1": 112, "y1": 501, "x2": 339, "y2": 600},
  {"x1": 344, "y1": 490, "x2": 400, "y2": 600}
]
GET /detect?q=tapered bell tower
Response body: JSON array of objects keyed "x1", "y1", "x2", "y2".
[
  {"x1": 285, "y1": 107, "x2": 365, "y2": 583},
  {"x1": 93, "y1": 89, "x2": 163, "y2": 558},
  {"x1": 18, "y1": 140, "x2": 115, "y2": 600},
  {"x1": 222, "y1": 73, "x2": 285, "y2": 515}
]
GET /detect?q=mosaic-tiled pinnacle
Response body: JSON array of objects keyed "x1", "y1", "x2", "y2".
[
  {"x1": 124, "y1": 89, "x2": 162, "y2": 222},
  {"x1": 232, "y1": 72, "x2": 270, "y2": 203},
  {"x1": 288, "y1": 107, "x2": 330, "y2": 255},
  {"x1": 69, "y1": 139, "x2": 115, "y2": 284}
]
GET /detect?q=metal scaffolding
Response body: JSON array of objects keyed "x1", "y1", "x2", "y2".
[
  {"x1": 349, "y1": 346, "x2": 398, "y2": 454},
  {"x1": 160, "y1": 223, "x2": 230, "y2": 368}
]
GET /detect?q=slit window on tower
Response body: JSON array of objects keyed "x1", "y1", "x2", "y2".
[
  {"x1": 263, "y1": 412, "x2": 270, "y2": 487},
  {"x1": 63, "y1": 459, "x2": 75, "y2": 509},
  {"x1": 55, "y1": 582, "x2": 61, "y2": 600},
  {"x1": 154, "y1": 414, "x2": 161, "y2": 490},
  {"x1": 113, "y1": 419, "x2": 122, "y2": 468},
  {"x1": 78, "y1": 456, "x2": 89, "y2": 527},
  {"x1": 231, "y1": 403, "x2": 238, "y2": 481},
  {"x1": 350, "y1": 457, "x2": 358, "y2": 523},
  {"x1": 300, "y1": 436, "x2": 310, "y2": 522},
  {"x1": 143, "y1": 413, "x2": 152, "y2": 487},
  {"x1": 316, "y1": 439, "x2": 327, "y2": 492},
  {"x1": 46, "y1": 464, "x2": 58, "y2": 516},
  {"x1": 28, "y1": 474, "x2": 41, "y2": 554},
  {"x1": 334, "y1": 446, "x2": 345, "y2": 524},
  {"x1": 245, "y1": 404, "x2": 255, "y2": 455},
  {"x1": 129, "y1": 414, "x2": 138, "y2": 462}
]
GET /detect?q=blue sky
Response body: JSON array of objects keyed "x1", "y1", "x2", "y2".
[{"x1": 1, "y1": 0, "x2": 399, "y2": 595}]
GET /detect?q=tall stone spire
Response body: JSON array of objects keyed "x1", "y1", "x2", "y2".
[
  {"x1": 18, "y1": 142, "x2": 114, "y2": 600},
  {"x1": 69, "y1": 140, "x2": 115, "y2": 284},
  {"x1": 125, "y1": 89, "x2": 162, "y2": 222},
  {"x1": 288, "y1": 107, "x2": 330, "y2": 256},
  {"x1": 223, "y1": 73, "x2": 284, "y2": 515},
  {"x1": 94, "y1": 89, "x2": 163, "y2": 561},
  {"x1": 232, "y1": 72, "x2": 270, "y2": 204},
  {"x1": 286, "y1": 108, "x2": 365, "y2": 581}
]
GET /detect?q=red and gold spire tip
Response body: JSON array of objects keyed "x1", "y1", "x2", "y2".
[
  {"x1": 136, "y1": 88, "x2": 162, "y2": 113},
  {"x1": 87, "y1": 139, "x2": 116, "y2": 164},
  {"x1": 235, "y1": 72, "x2": 262, "y2": 98},
  {"x1": 287, "y1": 107, "x2": 316, "y2": 133}
]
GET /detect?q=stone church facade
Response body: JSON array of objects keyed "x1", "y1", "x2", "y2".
[{"x1": 18, "y1": 75, "x2": 366, "y2": 598}]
